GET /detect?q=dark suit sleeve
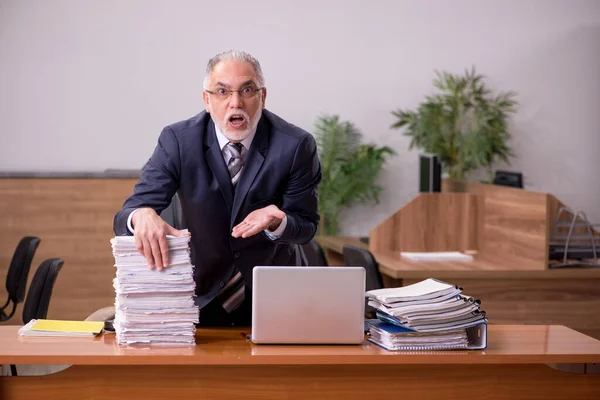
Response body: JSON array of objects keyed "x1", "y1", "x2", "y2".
[
  {"x1": 113, "y1": 127, "x2": 181, "y2": 236},
  {"x1": 277, "y1": 133, "x2": 322, "y2": 244}
]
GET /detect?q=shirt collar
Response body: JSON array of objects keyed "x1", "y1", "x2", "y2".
[{"x1": 214, "y1": 121, "x2": 257, "y2": 152}]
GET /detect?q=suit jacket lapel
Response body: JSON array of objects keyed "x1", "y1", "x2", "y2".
[
  {"x1": 230, "y1": 117, "x2": 269, "y2": 227},
  {"x1": 204, "y1": 122, "x2": 234, "y2": 212}
]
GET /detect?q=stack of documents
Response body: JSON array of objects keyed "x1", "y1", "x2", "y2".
[
  {"x1": 366, "y1": 278, "x2": 487, "y2": 350},
  {"x1": 111, "y1": 234, "x2": 199, "y2": 346}
]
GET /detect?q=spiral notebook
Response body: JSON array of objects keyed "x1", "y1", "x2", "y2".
[{"x1": 367, "y1": 319, "x2": 487, "y2": 351}]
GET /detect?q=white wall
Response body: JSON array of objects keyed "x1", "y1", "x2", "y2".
[{"x1": 1, "y1": 0, "x2": 599, "y2": 232}]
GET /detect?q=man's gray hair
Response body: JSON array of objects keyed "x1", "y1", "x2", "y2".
[{"x1": 202, "y1": 50, "x2": 265, "y2": 90}]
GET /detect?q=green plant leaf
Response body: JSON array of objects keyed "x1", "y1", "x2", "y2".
[
  {"x1": 314, "y1": 115, "x2": 395, "y2": 235},
  {"x1": 390, "y1": 66, "x2": 518, "y2": 181}
]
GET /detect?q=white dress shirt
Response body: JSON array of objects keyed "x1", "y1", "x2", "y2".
[{"x1": 127, "y1": 123, "x2": 287, "y2": 238}]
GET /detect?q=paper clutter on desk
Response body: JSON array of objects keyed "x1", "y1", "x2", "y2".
[
  {"x1": 110, "y1": 234, "x2": 199, "y2": 346},
  {"x1": 366, "y1": 278, "x2": 487, "y2": 350}
]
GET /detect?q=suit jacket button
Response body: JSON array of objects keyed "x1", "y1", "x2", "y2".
[
  {"x1": 234, "y1": 252, "x2": 240, "y2": 259},
  {"x1": 220, "y1": 281, "x2": 225, "y2": 288}
]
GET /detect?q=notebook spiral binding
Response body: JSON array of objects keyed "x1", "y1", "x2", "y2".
[{"x1": 367, "y1": 338, "x2": 469, "y2": 351}]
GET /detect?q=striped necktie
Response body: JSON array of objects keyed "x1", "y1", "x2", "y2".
[
  {"x1": 226, "y1": 142, "x2": 244, "y2": 188},
  {"x1": 217, "y1": 142, "x2": 246, "y2": 313}
]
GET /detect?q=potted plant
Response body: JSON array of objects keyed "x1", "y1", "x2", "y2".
[
  {"x1": 391, "y1": 67, "x2": 518, "y2": 190},
  {"x1": 314, "y1": 115, "x2": 395, "y2": 236}
]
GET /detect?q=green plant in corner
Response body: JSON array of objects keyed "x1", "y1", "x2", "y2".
[
  {"x1": 315, "y1": 115, "x2": 395, "y2": 236},
  {"x1": 391, "y1": 67, "x2": 518, "y2": 185}
]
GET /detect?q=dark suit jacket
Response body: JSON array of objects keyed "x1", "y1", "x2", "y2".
[{"x1": 113, "y1": 110, "x2": 321, "y2": 309}]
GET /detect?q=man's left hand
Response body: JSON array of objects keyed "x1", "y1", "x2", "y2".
[{"x1": 232, "y1": 205, "x2": 286, "y2": 239}]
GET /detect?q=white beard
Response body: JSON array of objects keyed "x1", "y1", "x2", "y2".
[{"x1": 209, "y1": 103, "x2": 263, "y2": 142}]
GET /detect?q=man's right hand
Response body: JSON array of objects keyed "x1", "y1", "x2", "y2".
[{"x1": 131, "y1": 208, "x2": 190, "y2": 271}]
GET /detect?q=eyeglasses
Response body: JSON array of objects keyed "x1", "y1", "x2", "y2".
[{"x1": 205, "y1": 86, "x2": 264, "y2": 100}]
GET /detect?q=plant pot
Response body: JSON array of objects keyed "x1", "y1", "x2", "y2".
[{"x1": 446, "y1": 179, "x2": 468, "y2": 193}]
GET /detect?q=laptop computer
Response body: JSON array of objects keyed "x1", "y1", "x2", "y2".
[{"x1": 251, "y1": 266, "x2": 366, "y2": 344}]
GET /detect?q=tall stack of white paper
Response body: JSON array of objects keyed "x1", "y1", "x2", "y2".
[{"x1": 110, "y1": 235, "x2": 199, "y2": 346}]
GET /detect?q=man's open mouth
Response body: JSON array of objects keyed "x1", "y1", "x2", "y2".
[{"x1": 228, "y1": 115, "x2": 246, "y2": 128}]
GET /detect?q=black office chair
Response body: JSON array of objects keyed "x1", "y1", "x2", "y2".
[
  {"x1": 9, "y1": 257, "x2": 63, "y2": 376},
  {"x1": 0, "y1": 236, "x2": 41, "y2": 322},
  {"x1": 301, "y1": 239, "x2": 328, "y2": 266},
  {"x1": 21, "y1": 258, "x2": 64, "y2": 324},
  {"x1": 343, "y1": 245, "x2": 383, "y2": 291},
  {"x1": 343, "y1": 245, "x2": 383, "y2": 319},
  {"x1": 160, "y1": 192, "x2": 186, "y2": 229}
]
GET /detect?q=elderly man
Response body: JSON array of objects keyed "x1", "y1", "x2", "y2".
[{"x1": 114, "y1": 50, "x2": 321, "y2": 326}]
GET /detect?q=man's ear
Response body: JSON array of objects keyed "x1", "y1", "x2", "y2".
[
  {"x1": 261, "y1": 87, "x2": 267, "y2": 109},
  {"x1": 202, "y1": 91, "x2": 210, "y2": 113}
]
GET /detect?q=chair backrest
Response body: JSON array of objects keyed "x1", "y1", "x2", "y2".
[
  {"x1": 343, "y1": 245, "x2": 383, "y2": 291},
  {"x1": 22, "y1": 258, "x2": 64, "y2": 324},
  {"x1": 160, "y1": 192, "x2": 186, "y2": 229},
  {"x1": 5, "y1": 236, "x2": 41, "y2": 304},
  {"x1": 301, "y1": 239, "x2": 328, "y2": 266}
]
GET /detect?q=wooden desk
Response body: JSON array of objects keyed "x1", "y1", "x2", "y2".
[
  {"x1": 316, "y1": 235, "x2": 368, "y2": 266},
  {"x1": 374, "y1": 251, "x2": 600, "y2": 341},
  {"x1": 373, "y1": 251, "x2": 600, "y2": 280},
  {"x1": 317, "y1": 237, "x2": 600, "y2": 341},
  {"x1": 1, "y1": 325, "x2": 599, "y2": 399}
]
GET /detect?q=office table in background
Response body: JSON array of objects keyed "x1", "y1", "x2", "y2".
[
  {"x1": 317, "y1": 235, "x2": 600, "y2": 341},
  {"x1": 0, "y1": 325, "x2": 599, "y2": 399}
]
